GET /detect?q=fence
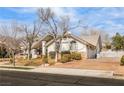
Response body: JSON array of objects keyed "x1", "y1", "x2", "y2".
[{"x1": 97, "y1": 50, "x2": 124, "y2": 58}]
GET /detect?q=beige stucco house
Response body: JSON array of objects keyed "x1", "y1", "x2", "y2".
[{"x1": 31, "y1": 32, "x2": 102, "y2": 59}]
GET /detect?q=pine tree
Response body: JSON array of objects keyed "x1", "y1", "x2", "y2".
[{"x1": 112, "y1": 33, "x2": 123, "y2": 50}]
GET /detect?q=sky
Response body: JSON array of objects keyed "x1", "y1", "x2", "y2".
[{"x1": 0, "y1": 7, "x2": 124, "y2": 36}]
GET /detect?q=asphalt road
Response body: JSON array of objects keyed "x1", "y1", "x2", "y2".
[{"x1": 0, "y1": 70, "x2": 124, "y2": 86}]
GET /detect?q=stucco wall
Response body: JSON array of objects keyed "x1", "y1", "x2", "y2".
[
  {"x1": 61, "y1": 38, "x2": 72, "y2": 51},
  {"x1": 47, "y1": 38, "x2": 87, "y2": 54},
  {"x1": 47, "y1": 42, "x2": 55, "y2": 53},
  {"x1": 76, "y1": 41, "x2": 87, "y2": 52}
]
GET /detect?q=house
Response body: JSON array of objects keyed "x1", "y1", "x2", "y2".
[{"x1": 31, "y1": 32, "x2": 102, "y2": 59}]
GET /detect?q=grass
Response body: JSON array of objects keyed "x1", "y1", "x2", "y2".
[
  {"x1": 0, "y1": 66, "x2": 33, "y2": 70},
  {"x1": 0, "y1": 57, "x2": 56, "y2": 66},
  {"x1": 16, "y1": 57, "x2": 43, "y2": 66},
  {"x1": 0, "y1": 58, "x2": 10, "y2": 62}
]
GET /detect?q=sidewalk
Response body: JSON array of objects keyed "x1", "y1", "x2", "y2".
[
  {"x1": 0, "y1": 65, "x2": 114, "y2": 78},
  {"x1": 31, "y1": 67, "x2": 114, "y2": 78}
]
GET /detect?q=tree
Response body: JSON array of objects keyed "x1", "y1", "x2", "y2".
[
  {"x1": 20, "y1": 22, "x2": 41, "y2": 60},
  {"x1": 0, "y1": 21, "x2": 21, "y2": 66},
  {"x1": 80, "y1": 28, "x2": 98, "y2": 35},
  {"x1": 100, "y1": 31, "x2": 111, "y2": 49},
  {"x1": 122, "y1": 35, "x2": 124, "y2": 50},
  {"x1": 38, "y1": 8, "x2": 80, "y2": 62},
  {"x1": 112, "y1": 33, "x2": 123, "y2": 50}
]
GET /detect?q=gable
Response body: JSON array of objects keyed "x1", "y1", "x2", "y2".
[
  {"x1": 32, "y1": 34, "x2": 53, "y2": 49},
  {"x1": 45, "y1": 34, "x2": 97, "y2": 48},
  {"x1": 32, "y1": 32, "x2": 101, "y2": 49}
]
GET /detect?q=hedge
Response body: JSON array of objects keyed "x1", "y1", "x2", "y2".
[
  {"x1": 61, "y1": 54, "x2": 71, "y2": 63},
  {"x1": 49, "y1": 51, "x2": 56, "y2": 59},
  {"x1": 61, "y1": 51, "x2": 70, "y2": 56},
  {"x1": 71, "y1": 52, "x2": 82, "y2": 60},
  {"x1": 121, "y1": 55, "x2": 124, "y2": 65}
]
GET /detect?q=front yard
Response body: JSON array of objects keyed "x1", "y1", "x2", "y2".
[
  {"x1": 50, "y1": 57, "x2": 124, "y2": 76},
  {"x1": 1, "y1": 57, "x2": 124, "y2": 76}
]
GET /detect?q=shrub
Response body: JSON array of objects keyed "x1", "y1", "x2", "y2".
[
  {"x1": 42, "y1": 55, "x2": 48, "y2": 63},
  {"x1": 61, "y1": 54, "x2": 71, "y2": 63},
  {"x1": 61, "y1": 51, "x2": 70, "y2": 56},
  {"x1": 0, "y1": 49, "x2": 8, "y2": 58},
  {"x1": 106, "y1": 44, "x2": 111, "y2": 49},
  {"x1": 121, "y1": 55, "x2": 124, "y2": 65},
  {"x1": 71, "y1": 52, "x2": 82, "y2": 60},
  {"x1": 49, "y1": 51, "x2": 56, "y2": 59}
]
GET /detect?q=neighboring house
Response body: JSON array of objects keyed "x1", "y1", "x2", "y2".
[{"x1": 31, "y1": 32, "x2": 102, "y2": 59}]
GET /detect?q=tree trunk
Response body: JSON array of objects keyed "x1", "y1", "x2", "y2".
[
  {"x1": 28, "y1": 49, "x2": 31, "y2": 60},
  {"x1": 28, "y1": 44, "x2": 32, "y2": 60},
  {"x1": 59, "y1": 38, "x2": 62, "y2": 61},
  {"x1": 55, "y1": 51, "x2": 58, "y2": 62},
  {"x1": 54, "y1": 38, "x2": 63, "y2": 62},
  {"x1": 12, "y1": 51, "x2": 15, "y2": 67},
  {"x1": 55, "y1": 40, "x2": 58, "y2": 62}
]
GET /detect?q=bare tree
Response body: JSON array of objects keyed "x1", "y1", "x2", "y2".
[
  {"x1": 20, "y1": 22, "x2": 41, "y2": 60},
  {"x1": 80, "y1": 27, "x2": 100, "y2": 36},
  {"x1": 38, "y1": 8, "x2": 80, "y2": 62},
  {"x1": 0, "y1": 21, "x2": 21, "y2": 66}
]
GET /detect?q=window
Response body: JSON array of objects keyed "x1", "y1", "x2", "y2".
[
  {"x1": 61, "y1": 42, "x2": 70, "y2": 51},
  {"x1": 70, "y1": 41, "x2": 77, "y2": 50}
]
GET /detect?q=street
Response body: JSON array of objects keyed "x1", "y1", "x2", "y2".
[{"x1": 0, "y1": 70, "x2": 124, "y2": 86}]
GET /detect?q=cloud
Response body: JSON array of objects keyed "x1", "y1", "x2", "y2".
[
  {"x1": 0, "y1": 7, "x2": 124, "y2": 36},
  {"x1": 8, "y1": 7, "x2": 38, "y2": 14},
  {"x1": 51, "y1": 7, "x2": 80, "y2": 23},
  {"x1": 77, "y1": 8, "x2": 124, "y2": 36}
]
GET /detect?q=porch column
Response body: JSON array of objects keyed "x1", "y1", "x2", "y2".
[{"x1": 42, "y1": 41, "x2": 46, "y2": 56}]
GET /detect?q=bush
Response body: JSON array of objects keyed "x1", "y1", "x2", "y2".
[
  {"x1": 71, "y1": 52, "x2": 82, "y2": 60},
  {"x1": 42, "y1": 56, "x2": 48, "y2": 63},
  {"x1": 61, "y1": 54, "x2": 71, "y2": 63},
  {"x1": 106, "y1": 44, "x2": 111, "y2": 49},
  {"x1": 0, "y1": 48, "x2": 8, "y2": 58},
  {"x1": 61, "y1": 51, "x2": 70, "y2": 56},
  {"x1": 121, "y1": 55, "x2": 124, "y2": 65},
  {"x1": 49, "y1": 51, "x2": 55, "y2": 59}
]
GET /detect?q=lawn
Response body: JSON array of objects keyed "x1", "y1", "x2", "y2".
[
  {"x1": 0, "y1": 57, "x2": 43, "y2": 67},
  {"x1": 0, "y1": 66, "x2": 33, "y2": 70},
  {"x1": 16, "y1": 58, "x2": 43, "y2": 66},
  {"x1": 1, "y1": 57, "x2": 124, "y2": 76}
]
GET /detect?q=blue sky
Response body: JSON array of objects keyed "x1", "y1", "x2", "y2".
[{"x1": 0, "y1": 7, "x2": 124, "y2": 36}]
